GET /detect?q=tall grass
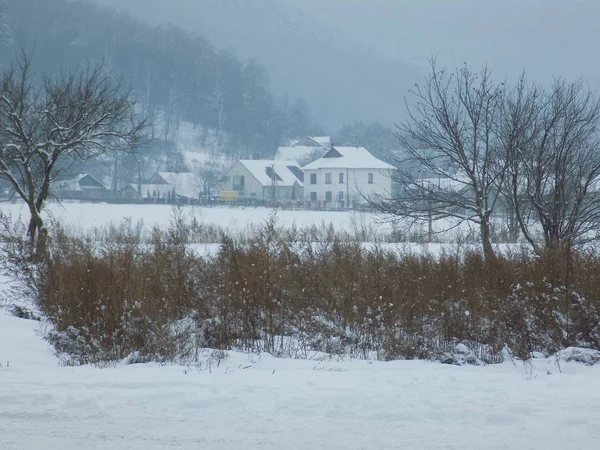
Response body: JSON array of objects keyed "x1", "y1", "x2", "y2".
[{"x1": 2, "y1": 210, "x2": 600, "y2": 366}]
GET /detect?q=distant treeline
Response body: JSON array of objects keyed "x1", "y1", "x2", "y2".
[{"x1": 0, "y1": 0, "x2": 319, "y2": 157}]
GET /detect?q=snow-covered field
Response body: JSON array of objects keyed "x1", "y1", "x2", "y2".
[
  {"x1": 0, "y1": 201, "x2": 392, "y2": 235},
  {"x1": 0, "y1": 202, "x2": 598, "y2": 449},
  {"x1": 1, "y1": 310, "x2": 600, "y2": 450}
]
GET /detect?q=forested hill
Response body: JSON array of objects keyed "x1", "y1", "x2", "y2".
[{"x1": 0, "y1": 0, "x2": 319, "y2": 157}]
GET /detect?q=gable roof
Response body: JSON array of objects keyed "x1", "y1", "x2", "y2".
[
  {"x1": 312, "y1": 136, "x2": 332, "y2": 148},
  {"x1": 293, "y1": 136, "x2": 331, "y2": 149},
  {"x1": 57, "y1": 173, "x2": 106, "y2": 191},
  {"x1": 274, "y1": 145, "x2": 326, "y2": 163},
  {"x1": 286, "y1": 165, "x2": 305, "y2": 183},
  {"x1": 124, "y1": 183, "x2": 173, "y2": 197},
  {"x1": 141, "y1": 172, "x2": 200, "y2": 198},
  {"x1": 419, "y1": 177, "x2": 471, "y2": 193},
  {"x1": 302, "y1": 147, "x2": 396, "y2": 170},
  {"x1": 156, "y1": 172, "x2": 198, "y2": 188},
  {"x1": 237, "y1": 160, "x2": 304, "y2": 187}
]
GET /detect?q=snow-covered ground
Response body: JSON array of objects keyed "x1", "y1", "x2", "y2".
[
  {"x1": 1, "y1": 310, "x2": 600, "y2": 449},
  {"x1": 1, "y1": 201, "x2": 394, "y2": 235}
]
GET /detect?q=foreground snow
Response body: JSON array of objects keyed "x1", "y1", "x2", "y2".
[{"x1": 1, "y1": 311, "x2": 600, "y2": 449}]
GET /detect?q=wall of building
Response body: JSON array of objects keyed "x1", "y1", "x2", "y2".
[
  {"x1": 223, "y1": 162, "x2": 264, "y2": 197},
  {"x1": 303, "y1": 168, "x2": 392, "y2": 206},
  {"x1": 224, "y1": 162, "x2": 303, "y2": 201},
  {"x1": 261, "y1": 185, "x2": 303, "y2": 202}
]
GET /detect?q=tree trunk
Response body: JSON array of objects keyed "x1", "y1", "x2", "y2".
[
  {"x1": 26, "y1": 207, "x2": 46, "y2": 258},
  {"x1": 507, "y1": 202, "x2": 519, "y2": 243},
  {"x1": 27, "y1": 210, "x2": 43, "y2": 241},
  {"x1": 480, "y1": 219, "x2": 496, "y2": 261}
]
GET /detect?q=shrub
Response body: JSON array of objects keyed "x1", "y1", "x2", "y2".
[{"x1": 2, "y1": 211, "x2": 600, "y2": 366}]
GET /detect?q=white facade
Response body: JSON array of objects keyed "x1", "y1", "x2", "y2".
[
  {"x1": 223, "y1": 160, "x2": 304, "y2": 201},
  {"x1": 302, "y1": 147, "x2": 394, "y2": 207}
]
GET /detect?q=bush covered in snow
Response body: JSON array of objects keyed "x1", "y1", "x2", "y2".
[
  {"x1": 555, "y1": 347, "x2": 600, "y2": 366},
  {"x1": 2, "y1": 211, "x2": 600, "y2": 366}
]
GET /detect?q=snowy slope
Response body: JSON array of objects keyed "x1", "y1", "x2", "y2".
[{"x1": 1, "y1": 309, "x2": 600, "y2": 449}]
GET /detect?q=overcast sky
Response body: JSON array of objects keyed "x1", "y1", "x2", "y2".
[{"x1": 288, "y1": 0, "x2": 600, "y2": 82}]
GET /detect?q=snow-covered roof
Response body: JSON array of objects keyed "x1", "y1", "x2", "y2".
[
  {"x1": 56, "y1": 173, "x2": 106, "y2": 191},
  {"x1": 156, "y1": 172, "x2": 197, "y2": 186},
  {"x1": 302, "y1": 147, "x2": 396, "y2": 170},
  {"x1": 419, "y1": 177, "x2": 471, "y2": 193},
  {"x1": 126, "y1": 183, "x2": 171, "y2": 196},
  {"x1": 154, "y1": 172, "x2": 200, "y2": 198},
  {"x1": 312, "y1": 136, "x2": 332, "y2": 147},
  {"x1": 237, "y1": 160, "x2": 304, "y2": 187},
  {"x1": 127, "y1": 182, "x2": 199, "y2": 199},
  {"x1": 274, "y1": 146, "x2": 325, "y2": 163},
  {"x1": 289, "y1": 136, "x2": 332, "y2": 149}
]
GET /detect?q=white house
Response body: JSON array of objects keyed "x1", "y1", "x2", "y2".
[
  {"x1": 223, "y1": 160, "x2": 304, "y2": 201},
  {"x1": 274, "y1": 135, "x2": 331, "y2": 165},
  {"x1": 146, "y1": 172, "x2": 200, "y2": 199},
  {"x1": 121, "y1": 171, "x2": 200, "y2": 201},
  {"x1": 56, "y1": 173, "x2": 108, "y2": 201},
  {"x1": 302, "y1": 146, "x2": 395, "y2": 207}
]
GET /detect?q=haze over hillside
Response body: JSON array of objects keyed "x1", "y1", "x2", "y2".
[
  {"x1": 88, "y1": 0, "x2": 420, "y2": 131},
  {"x1": 91, "y1": 0, "x2": 600, "y2": 132}
]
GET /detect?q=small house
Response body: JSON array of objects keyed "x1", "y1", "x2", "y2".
[
  {"x1": 145, "y1": 172, "x2": 200, "y2": 199},
  {"x1": 56, "y1": 173, "x2": 108, "y2": 201},
  {"x1": 223, "y1": 160, "x2": 304, "y2": 201}
]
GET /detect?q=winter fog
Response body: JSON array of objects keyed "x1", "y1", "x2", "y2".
[
  {"x1": 89, "y1": 0, "x2": 600, "y2": 129},
  {"x1": 3, "y1": 1, "x2": 600, "y2": 449}
]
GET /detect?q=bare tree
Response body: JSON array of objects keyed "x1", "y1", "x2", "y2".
[
  {"x1": 195, "y1": 154, "x2": 227, "y2": 198},
  {"x1": 140, "y1": 61, "x2": 157, "y2": 138},
  {"x1": 504, "y1": 78, "x2": 600, "y2": 251},
  {"x1": 163, "y1": 84, "x2": 181, "y2": 143},
  {"x1": 373, "y1": 60, "x2": 505, "y2": 259},
  {"x1": 209, "y1": 64, "x2": 227, "y2": 145},
  {"x1": 497, "y1": 74, "x2": 543, "y2": 246},
  {"x1": 0, "y1": 0, "x2": 13, "y2": 48},
  {"x1": 0, "y1": 51, "x2": 145, "y2": 246}
]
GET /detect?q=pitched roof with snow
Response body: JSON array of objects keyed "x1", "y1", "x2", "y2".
[
  {"x1": 419, "y1": 177, "x2": 471, "y2": 193},
  {"x1": 287, "y1": 136, "x2": 331, "y2": 150},
  {"x1": 154, "y1": 172, "x2": 200, "y2": 198},
  {"x1": 238, "y1": 160, "x2": 304, "y2": 187},
  {"x1": 125, "y1": 183, "x2": 174, "y2": 198},
  {"x1": 274, "y1": 146, "x2": 325, "y2": 162},
  {"x1": 312, "y1": 136, "x2": 332, "y2": 147},
  {"x1": 156, "y1": 171, "x2": 197, "y2": 185},
  {"x1": 293, "y1": 136, "x2": 331, "y2": 149},
  {"x1": 302, "y1": 147, "x2": 396, "y2": 170},
  {"x1": 57, "y1": 173, "x2": 106, "y2": 191}
]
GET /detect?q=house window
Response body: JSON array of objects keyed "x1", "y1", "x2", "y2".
[
  {"x1": 310, "y1": 192, "x2": 317, "y2": 201},
  {"x1": 338, "y1": 191, "x2": 344, "y2": 200},
  {"x1": 233, "y1": 175, "x2": 245, "y2": 192},
  {"x1": 339, "y1": 173, "x2": 344, "y2": 184},
  {"x1": 325, "y1": 191, "x2": 332, "y2": 202},
  {"x1": 368, "y1": 173, "x2": 374, "y2": 184},
  {"x1": 310, "y1": 173, "x2": 317, "y2": 185},
  {"x1": 325, "y1": 173, "x2": 332, "y2": 184}
]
